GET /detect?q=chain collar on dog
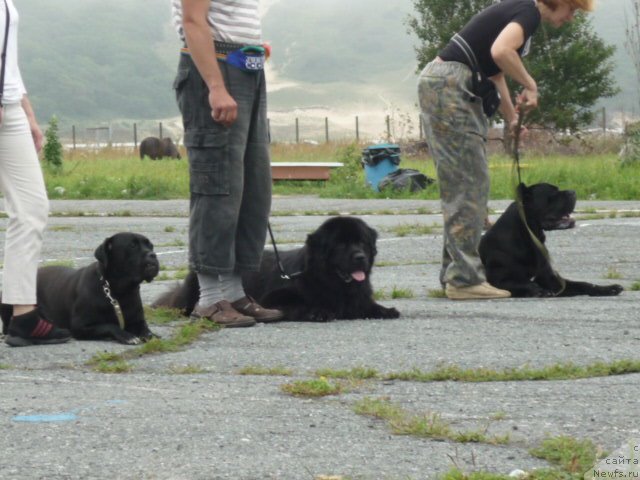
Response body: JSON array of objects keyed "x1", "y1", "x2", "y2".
[
  {"x1": 97, "y1": 269, "x2": 125, "y2": 329},
  {"x1": 267, "y1": 221, "x2": 303, "y2": 280},
  {"x1": 512, "y1": 111, "x2": 566, "y2": 296}
]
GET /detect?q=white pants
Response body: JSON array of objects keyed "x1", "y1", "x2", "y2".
[{"x1": 0, "y1": 102, "x2": 49, "y2": 305}]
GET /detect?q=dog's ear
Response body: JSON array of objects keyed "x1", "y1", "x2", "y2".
[
  {"x1": 306, "y1": 231, "x2": 322, "y2": 250},
  {"x1": 367, "y1": 226, "x2": 378, "y2": 257},
  {"x1": 94, "y1": 236, "x2": 113, "y2": 269}
]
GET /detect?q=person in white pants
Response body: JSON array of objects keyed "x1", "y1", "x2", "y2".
[{"x1": 0, "y1": 0, "x2": 70, "y2": 346}]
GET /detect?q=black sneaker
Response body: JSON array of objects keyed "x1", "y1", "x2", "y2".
[{"x1": 4, "y1": 309, "x2": 72, "y2": 347}]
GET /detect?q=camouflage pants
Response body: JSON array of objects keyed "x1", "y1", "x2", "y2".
[{"x1": 418, "y1": 60, "x2": 489, "y2": 287}]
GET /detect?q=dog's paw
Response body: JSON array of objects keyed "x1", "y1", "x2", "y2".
[
  {"x1": 306, "y1": 310, "x2": 335, "y2": 322},
  {"x1": 591, "y1": 284, "x2": 624, "y2": 296},
  {"x1": 115, "y1": 331, "x2": 143, "y2": 345},
  {"x1": 375, "y1": 306, "x2": 400, "y2": 319},
  {"x1": 140, "y1": 330, "x2": 160, "y2": 342}
]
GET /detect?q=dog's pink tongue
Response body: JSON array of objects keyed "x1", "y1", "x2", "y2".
[{"x1": 351, "y1": 271, "x2": 366, "y2": 282}]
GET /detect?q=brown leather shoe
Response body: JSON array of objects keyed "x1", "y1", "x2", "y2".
[
  {"x1": 231, "y1": 296, "x2": 284, "y2": 323},
  {"x1": 190, "y1": 300, "x2": 256, "y2": 328}
]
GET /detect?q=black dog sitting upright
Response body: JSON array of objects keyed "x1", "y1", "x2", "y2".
[
  {"x1": 154, "y1": 216, "x2": 400, "y2": 322},
  {"x1": 479, "y1": 182, "x2": 623, "y2": 298},
  {"x1": 1, "y1": 233, "x2": 160, "y2": 344}
]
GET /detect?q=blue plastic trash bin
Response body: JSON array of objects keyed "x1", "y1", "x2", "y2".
[{"x1": 361, "y1": 144, "x2": 401, "y2": 191}]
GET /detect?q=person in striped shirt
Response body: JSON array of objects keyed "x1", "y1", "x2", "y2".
[{"x1": 171, "y1": 0, "x2": 283, "y2": 327}]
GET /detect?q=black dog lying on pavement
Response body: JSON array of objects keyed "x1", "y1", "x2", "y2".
[
  {"x1": 479, "y1": 182, "x2": 623, "y2": 298},
  {"x1": 154, "y1": 216, "x2": 400, "y2": 322},
  {"x1": 1, "y1": 232, "x2": 160, "y2": 344}
]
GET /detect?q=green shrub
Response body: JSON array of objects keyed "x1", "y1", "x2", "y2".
[{"x1": 43, "y1": 116, "x2": 63, "y2": 171}]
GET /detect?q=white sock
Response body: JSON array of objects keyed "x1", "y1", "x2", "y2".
[
  {"x1": 196, "y1": 273, "x2": 225, "y2": 307},
  {"x1": 219, "y1": 273, "x2": 245, "y2": 303}
]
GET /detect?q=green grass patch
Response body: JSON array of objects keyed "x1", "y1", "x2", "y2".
[
  {"x1": 605, "y1": 266, "x2": 622, "y2": 279},
  {"x1": 164, "y1": 226, "x2": 176, "y2": 233},
  {"x1": 144, "y1": 306, "x2": 183, "y2": 325},
  {"x1": 630, "y1": 281, "x2": 640, "y2": 291},
  {"x1": 238, "y1": 365, "x2": 294, "y2": 376},
  {"x1": 43, "y1": 146, "x2": 640, "y2": 201},
  {"x1": 281, "y1": 377, "x2": 343, "y2": 397},
  {"x1": 85, "y1": 319, "x2": 219, "y2": 372},
  {"x1": 157, "y1": 239, "x2": 186, "y2": 248},
  {"x1": 314, "y1": 366, "x2": 380, "y2": 380},
  {"x1": 388, "y1": 223, "x2": 439, "y2": 237},
  {"x1": 530, "y1": 436, "x2": 602, "y2": 475},
  {"x1": 428, "y1": 289, "x2": 447, "y2": 298},
  {"x1": 441, "y1": 435, "x2": 603, "y2": 479},
  {"x1": 384, "y1": 359, "x2": 640, "y2": 383},
  {"x1": 374, "y1": 286, "x2": 414, "y2": 300},
  {"x1": 92, "y1": 360, "x2": 133, "y2": 374},
  {"x1": 168, "y1": 364, "x2": 207, "y2": 374},
  {"x1": 354, "y1": 397, "x2": 509, "y2": 445},
  {"x1": 0, "y1": 363, "x2": 11, "y2": 369}
]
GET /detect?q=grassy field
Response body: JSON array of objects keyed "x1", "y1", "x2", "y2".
[{"x1": 42, "y1": 142, "x2": 640, "y2": 201}]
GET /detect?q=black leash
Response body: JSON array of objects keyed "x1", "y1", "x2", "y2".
[
  {"x1": 267, "y1": 221, "x2": 302, "y2": 280},
  {"x1": 0, "y1": 0, "x2": 11, "y2": 124},
  {"x1": 512, "y1": 110, "x2": 566, "y2": 296}
]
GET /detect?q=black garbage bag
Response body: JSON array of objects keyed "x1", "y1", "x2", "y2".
[{"x1": 378, "y1": 168, "x2": 434, "y2": 192}]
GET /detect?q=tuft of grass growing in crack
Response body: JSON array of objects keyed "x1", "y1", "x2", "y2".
[
  {"x1": 145, "y1": 306, "x2": 183, "y2": 325},
  {"x1": 428, "y1": 289, "x2": 447, "y2": 298},
  {"x1": 385, "y1": 359, "x2": 640, "y2": 383},
  {"x1": 630, "y1": 281, "x2": 640, "y2": 291},
  {"x1": 605, "y1": 266, "x2": 622, "y2": 279},
  {"x1": 164, "y1": 226, "x2": 176, "y2": 232},
  {"x1": 529, "y1": 436, "x2": 603, "y2": 476},
  {"x1": 281, "y1": 377, "x2": 343, "y2": 397},
  {"x1": 238, "y1": 365, "x2": 294, "y2": 376},
  {"x1": 619, "y1": 210, "x2": 640, "y2": 218},
  {"x1": 0, "y1": 363, "x2": 11, "y2": 369},
  {"x1": 374, "y1": 286, "x2": 414, "y2": 300},
  {"x1": 439, "y1": 435, "x2": 604, "y2": 479},
  {"x1": 376, "y1": 260, "x2": 429, "y2": 267},
  {"x1": 169, "y1": 364, "x2": 207, "y2": 374},
  {"x1": 389, "y1": 223, "x2": 439, "y2": 237},
  {"x1": 354, "y1": 397, "x2": 509, "y2": 445},
  {"x1": 85, "y1": 319, "x2": 219, "y2": 372},
  {"x1": 86, "y1": 353, "x2": 133, "y2": 374},
  {"x1": 314, "y1": 366, "x2": 380, "y2": 380}
]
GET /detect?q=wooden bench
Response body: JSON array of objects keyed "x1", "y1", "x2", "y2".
[{"x1": 270, "y1": 162, "x2": 344, "y2": 181}]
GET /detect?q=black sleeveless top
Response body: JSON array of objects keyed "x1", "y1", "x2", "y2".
[{"x1": 438, "y1": 0, "x2": 541, "y2": 77}]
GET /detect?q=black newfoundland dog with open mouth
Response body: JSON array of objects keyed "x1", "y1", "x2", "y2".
[
  {"x1": 479, "y1": 182, "x2": 623, "y2": 298},
  {"x1": 154, "y1": 216, "x2": 400, "y2": 322}
]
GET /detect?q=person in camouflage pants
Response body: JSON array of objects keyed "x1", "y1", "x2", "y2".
[
  {"x1": 419, "y1": 60, "x2": 491, "y2": 292},
  {"x1": 418, "y1": 0, "x2": 594, "y2": 300}
]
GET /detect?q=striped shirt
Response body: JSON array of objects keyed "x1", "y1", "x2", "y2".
[{"x1": 171, "y1": 0, "x2": 262, "y2": 45}]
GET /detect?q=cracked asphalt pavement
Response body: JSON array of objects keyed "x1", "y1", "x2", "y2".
[{"x1": 1, "y1": 196, "x2": 639, "y2": 479}]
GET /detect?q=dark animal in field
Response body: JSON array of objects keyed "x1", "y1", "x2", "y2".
[
  {"x1": 1, "y1": 233, "x2": 160, "y2": 344},
  {"x1": 139, "y1": 136, "x2": 181, "y2": 160},
  {"x1": 153, "y1": 216, "x2": 400, "y2": 322},
  {"x1": 479, "y1": 182, "x2": 623, "y2": 298}
]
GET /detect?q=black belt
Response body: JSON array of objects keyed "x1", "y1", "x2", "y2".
[{"x1": 213, "y1": 40, "x2": 247, "y2": 54}]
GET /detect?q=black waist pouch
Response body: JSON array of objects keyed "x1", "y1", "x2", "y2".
[{"x1": 472, "y1": 72, "x2": 501, "y2": 118}]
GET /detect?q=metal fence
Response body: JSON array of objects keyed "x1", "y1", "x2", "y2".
[{"x1": 55, "y1": 113, "x2": 425, "y2": 149}]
